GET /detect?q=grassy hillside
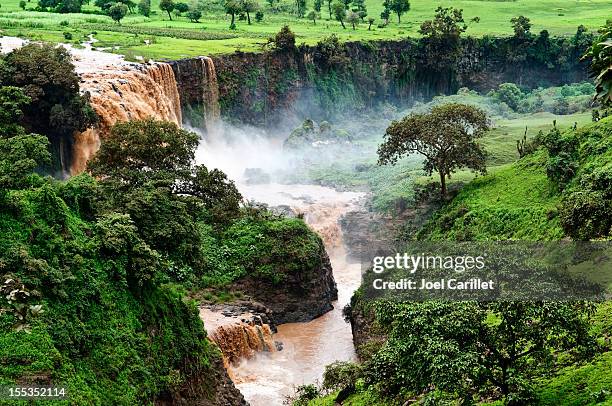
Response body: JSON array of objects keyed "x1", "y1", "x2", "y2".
[{"x1": 1, "y1": 0, "x2": 611, "y2": 57}]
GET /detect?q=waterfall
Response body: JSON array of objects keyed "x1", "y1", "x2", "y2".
[
  {"x1": 210, "y1": 322, "x2": 275, "y2": 365},
  {"x1": 200, "y1": 56, "x2": 221, "y2": 130},
  {"x1": 71, "y1": 62, "x2": 182, "y2": 174}
]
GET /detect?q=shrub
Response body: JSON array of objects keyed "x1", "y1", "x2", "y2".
[
  {"x1": 559, "y1": 190, "x2": 611, "y2": 240},
  {"x1": 63, "y1": 31, "x2": 73, "y2": 40}
]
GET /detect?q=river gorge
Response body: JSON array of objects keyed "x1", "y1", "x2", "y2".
[{"x1": 0, "y1": 30, "x2": 594, "y2": 405}]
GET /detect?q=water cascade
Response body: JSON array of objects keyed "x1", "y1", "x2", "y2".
[
  {"x1": 71, "y1": 62, "x2": 182, "y2": 174},
  {"x1": 200, "y1": 56, "x2": 221, "y2": 128},
  {"x1": 199, "y1": 308, "x2": 276, "y2": 367}
]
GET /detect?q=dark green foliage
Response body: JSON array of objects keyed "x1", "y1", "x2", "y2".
[
  {"x1": 137, "y1": 0, "x2": 150, "y2": 16},
  {"x1": 539, "y1": 123, "x2": 579, "y2": 187},
  {"x1": 270, "y1": 25, "x2": 296, "y2": 52},
  {"x1": 511, "y1": 15, "x2": 532, "y2": 40},
  {"x1": 108, "y1": 2, "x2": 128, "y2": 23},
  {"x1": 323, "y1": 361, "x2": 362, "y2": 392},
  {"x1": 381, "y1": 0, "x2": 407, "y2": 24},
  {"x1": 187, "y1": 8, "x2": 202, "y2": 22},
  {"x1": 0, "y1": 43, "x2": 96, "y2": 144},
  {"x1": 583, "y1": 21, "x2": 612, "y2": 105},
  {"x1": 159, "y1": 0, "x2": 174, "y2": 20},
  {"x1": 418, "y1": 7, "x2": 476, "y2": 72},
  {"x1": 367, "y1": 300, "x2": 596, "y2": 402}
]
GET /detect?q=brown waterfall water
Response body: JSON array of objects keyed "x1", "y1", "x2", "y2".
[
  {"x1": 199, "y1": 308, "x2": 276, "y2": 366},
  {"x1": 71, "y1": 62, "x2": 182, "y2": 173},
  {"x1": 200, "y1": 56, "x2": 221, "y2": 127}
]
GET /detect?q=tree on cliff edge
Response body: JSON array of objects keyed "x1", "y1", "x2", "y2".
[{"x1": 377, "y1": 104, "x2": 489, "y2": 197}]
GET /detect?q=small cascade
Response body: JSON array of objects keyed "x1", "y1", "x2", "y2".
[
  {"x1": 199, "y1": 307, "x2": 276, "y2": 369},
  {"x1": 71, "y1": 62, "x2": 182, "y2": 174},
  {"x1": 210, "y1": 323, "x2": 275, "y2": 365},
  {"x1": 200, "y1": 56, "x2": 221, "y2": 130}
]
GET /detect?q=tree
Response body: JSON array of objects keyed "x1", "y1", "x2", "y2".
[
  {"x1": 325, "y1": 0, "x2": 332, "y2": 19},
  {"x1": 382, "y1": 0, "x2": 408, "y2": 23},
  {"x1": 583, "y1": 20, "x2": 612, "y2": 105},
  {"x1": 55, "y1": 0, "x2": 82, "y2": 13},
  {"x1": 224, "y1": 0, "x2": 241, "y2": 28},
  {"x1": 108, "y1": 2, "x2": 128, "y2": 23},
  {"x1": 370, "y1": 300, "x2": 595, "y2": 402},
  {"x1": 378, "y1": 103, "x2": 489, "y2": 197},
  {"x1": 332, "y1": 1, "x2": 346, "y2": 29},
  {"x1": 0, "y1": 86, "x2": 50, "y2": 191},
  {"x1": 418, "y1": 7, "x2": 478, "y2": 71},
  {"x1": 380, "y1": 7, "x2": 389, "y2": 25},
  {"x1": 306, "y1": 10, "x2": 319, "y2": 25},
  {"x1": 313, "y1": 0, "x2": 321, "y2": 12},
  {"x1": 174, "y1": 1, "x2": 189, "y2": 14},
  {"x1": 19, "y1": 1, "x2": 26, "y2": 9},
  {"x1": 510, "y1": 15, "x2": 532, "y2": 40},
  {"x1": 137, "y1": 0, "x2": 150, "y2": 15},
  {"x1": 0, "y1": 43, "x2": 96, "y2": 141},
  {"x1": 367, "y1": 16, "x2": 374, "y2": 30},
  {"x1": 346, "y1": 10, "x2": 359, "y2": 29},
  {"x1": 351, "y1": 0, "x2": 366, "y2": 20},
  {"x1": 269, "y1": 25, "x2": 296, "y2": 52},
  {"x1": 240, "y1": 0, "x2": 259, "y2": 24},
  {"x1": 159, "y1": 0, "x2": 175, "y2": 20},
  {"x1": 88, "y1": 119, "x2": 197, "y2": 188},
  {"x1": 187, "y1": 7, "x2": 201, "y2": 21},
  {"x1": 295, "y1": 0, "x2": 306, "y2": 17}
]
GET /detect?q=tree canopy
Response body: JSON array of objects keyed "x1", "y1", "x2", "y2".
[{"x1": 378, "y1": 103, "x2": 489, "y2": 196}]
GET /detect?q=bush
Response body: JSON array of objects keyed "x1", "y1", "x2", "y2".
[
  {"x1": 323, "y1": 361, "x2": 362, "y2": 392},
  {"x1": 270, "y1": 25, "x2": 296, "y2": 52},
  {"x1": 63, "y1": 31, "x2": 73, "y2": 40},
  {"x1": 559, "y1": 190, "x2": 611, "y2": 240},
  {"x1": 187, "y1": 8, "x2": 202, "y2": 22}
]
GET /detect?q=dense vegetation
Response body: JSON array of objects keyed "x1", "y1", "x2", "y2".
[
  {"x1": 296, "y1": 23, "x2": 612, "y2": 406},
  {"x1": 0, "y1": 43, "x2": 326, "y2": 403}
]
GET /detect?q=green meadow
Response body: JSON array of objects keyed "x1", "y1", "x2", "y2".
[{"x1": 1, "y1": 0, "x2": 611, "y2": 58}]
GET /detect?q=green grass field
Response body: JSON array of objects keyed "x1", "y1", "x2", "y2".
[{"x1": 1, "y1": 0, "x2": 611, "y2": 58}]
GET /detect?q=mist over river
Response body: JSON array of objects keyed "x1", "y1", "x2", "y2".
[{"x1": 195, "y1": 125, "x2": 365, "y2": 405}]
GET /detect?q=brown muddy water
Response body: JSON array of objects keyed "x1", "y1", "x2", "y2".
[{"x1": 196, "y1": 142, "x2": 365, "y2": 405}]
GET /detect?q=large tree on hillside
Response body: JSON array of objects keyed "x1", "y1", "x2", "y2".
[
  {"x1": 88, "y1": 119, "x2": 241, "y2": 219},
  {"x1": 377, "y1": 103, "x2": 489, "y2": 197},
  {"x1": 371, "y1": 300, "x2": 596, "y2": 402}
]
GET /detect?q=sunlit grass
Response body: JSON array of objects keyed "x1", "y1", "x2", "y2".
[{"x1": 1, "y1": 0, "x2": 611, "y2": 57}]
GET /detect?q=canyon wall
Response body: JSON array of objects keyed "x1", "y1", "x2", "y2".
[{"x1": 171, "y1": 36, "x2": 589, "y2": 128}]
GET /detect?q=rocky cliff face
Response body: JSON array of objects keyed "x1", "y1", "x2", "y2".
[
  {"x1": 155, "y1": 355, "x2": 248, "y2": 406},
  {"x1": 172, "y1": 36, "x2": 588, "y2": 128},
  {"x1": 230, "y1": 243, "x2": 338, "y2": 324}
]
